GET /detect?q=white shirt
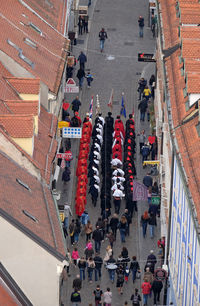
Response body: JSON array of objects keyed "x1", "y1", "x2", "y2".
[
  {"x1": 92, "y1": 166, "x2": 99, "y2": 176},
  {"x1": 113, "y1": 169, "x2": 125, "y2": 176},
  {"x1": 94, "y1": 184, "x2": 100, "y2": 192},
  {"x1": 98, "y1": 116, "x2": 105, "y2": 125},
  {"x1": 112, "y1": 176, "x2": 125, "y2": 183},
  {"x1": 96, "y1": 128, "x2": 103, "y2": 136},
  {"x1": 96, "y1": 134, "x2": 103, "y2": 144},
  {"x1": 112, "y1": 138, "x2": 123, "y2": 148},
  {"x1": 111, "y1": 183, "x2": 124, "y2": 191},
  {"x1": 113, "y1": 189, "x2": 125, "y2": 198},
  {"x1": 97, "y1": 123, "x2": 103, "y2": 130},
  {"x1": 94, "y1": 151, "x2": 101, "y2": 160},
  {"x1": 94, "y1": 175, "x2": 100, "y2": 184},
  {"x1": 64, "y1": 205, "x2": 72, "y2": 218},
  {"x1": 111, "y1": 158, "x2": 122, "y2": 166},
  {"x1": 94, "y1": 143, "x2": 101, "y2": 152},
  {"x1": 104, "y1": 291, "x2": 112, "y2": 304}
]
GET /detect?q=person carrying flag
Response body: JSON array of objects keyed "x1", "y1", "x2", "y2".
[{"x1": 120, "y1": 93, "x2": 126, "y2": 118}]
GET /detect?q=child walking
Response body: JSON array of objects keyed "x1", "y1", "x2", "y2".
[{"x1": 86, "y1": 70, "x2": 93, "y2": 88}]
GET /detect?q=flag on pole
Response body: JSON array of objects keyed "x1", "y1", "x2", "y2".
[
  {"x1": 96, "y1": 94, "x2": 101, "y2": 115},
  {"x1": 108, "y1": 88, "x2": 114, "y2": 110},
  {"x1": 120, "y1": 93, "x2": 126, "y2": 118},
  {"x1": 89, "y1": 96, "x2": 93, "y2": 119}
]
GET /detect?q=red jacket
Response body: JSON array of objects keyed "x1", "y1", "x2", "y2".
[
  {"x1": 75, "y1": 196, "x2": 86, "y2": 216},
  {"x1": 141, "y1": 282, "x2": 151, "y2": 294},
  {"x1": 114, "y1": 120, "x2": 125, "y2": 137},
  {"x1": 76, "y1": 165, "x2": 87, "y2": 177},
  {"x1": 112, "y1": 143, "x2": 122, "y2": 154},
  {"x1": 112, "y1": 150, "x2": 122, "y2": 161},
  {"x1": 77, "y1": 174, "x2": 88, "y2": 184}
]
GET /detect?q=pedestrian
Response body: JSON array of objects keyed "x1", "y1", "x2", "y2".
[
  {"x1": 130, "y1": 256, "x2": 140, "y2": 283},
  {"x1": 78, "y1": 16, "x2": 84, "y2": 35},
  {"x1": 93, "y1": 285, "x2": 103, "y2": 306},
  {"x1": 116, "y1": 265, "x2": 125, "y2": 295},
  {"x1": 70, "y1": 289, "x2": 81, "y2": 306},
  {"x1": 140, "y1": 211, "x2": 150, "y2": 238},
  {"x1": 109, "y1": 213, "x2": 119, "y2": 238},
  {"x1": 138, "y1": 16, "x2": 144, "y2": 37},
  {"x1": 103, "y1": 245, "x2": 113, "y2": 265},
  {"x1": 86, "y1": 70, "x2": 93, "y2": 88},
  {"x1": 76, "y1": 67, "x2": 85, "y2": 89},
  {"x1": 141, "y1": 278, "x2": 151, "y2": 305},
  {"x1": 151, "y1": 279, "x2": 163, "y2": 305},
  {"x1": 69, "y1": 219, "x2": 75, "y2": 245},
  {"x1": 72, "y1": 96, "x2": 82, "y2": 114},
  {"x1": 103, "y1": 287, "x2": 112, "y2": 306},
  {"x1": 130, "y1": 288, "x2": 141, "y2": 306},
  {"x1": 143, "y1": 174, "x2": 153, "y2": 188},
  {"x1": 71, "y1": 112, "x2": 82, "y2": 127},
  {"x1": 138, "y1": 98, "x2": 148, "y2": 122},
  {"x1": 152, "y1": 181, "x2": 159, "y2": 195},
  {"x1": 137, "y1": 78, "x2": 147, "y2": 100},
  {"x1": 146, "y1": 250, "x2": 157, "y2": 273},
  {"x1": 63, "y1": 203, "x2": 72, "y2": 233},
  {"x1": 143, "y1": 267, "x2": 154, "y2": 284},
  {"x1": 84, "y1": 240, "x2": 94, "y2": 260},
  {"x1": 83, "y1": 15, "x2": 89, "y2": 33},
  {"x1": 88, "y1": 0, "x2": 91, "y2": 7},
  {"x1": 85, "y1": 220, "x2": 93, "y2": 242},
  {"x1": 72, "y1": 248, "x2": 80, "y2": 266},
  {"x1": 147, "y1": 186, "x2": 152, "y2": 204},
  {"x1": 124, "y1": 266, "x2": 130, "y2": 283},
  {"x1": 92, "y1": 225, "x2": 103, "y2": 253},
  {"x1": 78, "y1": 257, "x2": 86, "y2": 281},
  {"x1": 72, "y1": 274, "x2": 82, "y2": 291},
  {"x1": 94, "y1": 253, "x2": 103, "y2": 281},
  {"x1": 122, "y1": 209, "x2": 131, "y2": 236},
  {"x1": 143, "y1": 85, "x2": 151, "y2": 101},
  {"x1": 99, "y1": 28, "x2": 108, "y2": 52},
  {"x1": 87, "y1": 257, "x2": 95, "y2": 283},
  {"x1": 149, "y1": 212, "x2": 157, "y2": 238},
  {"x1": 78, "y1": 51, "x2": 87, "y2": 70},
  {"x1": 118, "y1": 215, "x2": 128, "y2": 243},
  {"x1": 62, "y1": 167, "x2": 71, "y2": 184},
  {"x1": 106, "y1": 231, "x2": 115, "y2": 248},
  {"x1": 158, "y1": 244, "x2": 164, "y2": 266},
  {"x1": 65, "y1": 249, "x2": 72, "y2": 276},
  {"x1": 137, "y1": 130, "x2": 146, "y2": 153},
  {"x1": 141, "y1": 143, "x2": 150, "y2": 163},
  {"x1": 74, "y1": 218, "x2": 81, "y2": 244},
  {"x1": 106, "y1": 255, "x2": 117, "y2": 283}
]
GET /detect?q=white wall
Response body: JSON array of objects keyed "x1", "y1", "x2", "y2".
[{"x1": 0, "y1": 217, "x2": 64, "y2": 306}]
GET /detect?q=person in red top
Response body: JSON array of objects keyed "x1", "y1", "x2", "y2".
[
  {"x1": 76, "y1": 165, "x2": 87, "y2": 176},
  {"x1": 112, "y1": 142, "x2": 122, "y2": 154},
  {"x1": 112, "y1": 149, "x2": 122, "y2": 161},
  {"x1": 114, "y1": 116, "x2": 125, "y2": 137},
  {"x1": 141, "y1": 278, "x2": 151, "y2": 305},
  {"x1": 75, "y1": 196, "x2": 86, "y2": 216}
]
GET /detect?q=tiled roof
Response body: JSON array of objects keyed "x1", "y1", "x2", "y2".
[
  {"x1": 5, "y1": 78, "x2": 40, "y2": 94},
  {"x1": 21, "y1": 0, "x2": 68, "y2": 34},
  {"x1": 4, "y1": 100, "x2": 38, "y2": 116},
  {"x1": 0, "y1": 62, "x2": 20, "y2": 100},
  {"x1": 0, "y1": 151, "x2": 66, "y2": 257},
  {"x1": 0, "y1": 115, "x2": 34, "y2": 138},
  {"x1": 159, "y1": 0, "x2": 200, "y2": 221},
  {"x1": 0, "y1": 0, "x2": 69, "y2": 94},
  {"x1": 0, "y1": 284, "x2": 18, "y2": 306}
]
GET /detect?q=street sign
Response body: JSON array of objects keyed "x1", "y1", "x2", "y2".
[
  {"x1": 151, "y1": 196, "x2": 160, "y2": 205},
  {"x1": 154, "y1": 268, "x2": 167, "y2": 281},
  {"x1": 138, "y1": 53, "x2": 156, "y2": 62},
  {"x1": 59, "y1": 212, "x2": 64, "y2": 222},
  {"x1": 65, "y1": 78, "x2": 79, "y2": 93},
  {"x1": 58, "y1": 121, "x2": 70, "y2": 129},
  {"x1": 56, "y1": 151, "x2": 73, "y2": 161},
  {"x1": 66, "y1": 78, "x2": 76, "y2": 85},
  {"x1": 62, "y1": 127, "x2": 82, "y2": 138},
  {"x1": 143, "y1": 160, "x2": 160, "y2": 165}
]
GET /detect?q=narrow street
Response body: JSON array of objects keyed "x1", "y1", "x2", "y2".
[{"x1": 58, "y1": 0, "x2": 160, "y2": 304}]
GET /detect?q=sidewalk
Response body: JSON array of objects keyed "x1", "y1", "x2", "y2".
[{"x1": 58, "y1": 0, "x2": 162, "y2": 304}]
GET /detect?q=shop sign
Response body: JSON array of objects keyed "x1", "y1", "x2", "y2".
[
  {"x1": 58, "y1": 121, "x2": 70, "y2": 129},
  {"x1": 152, "y1": 196, "x2": 160, "y2": 205}
]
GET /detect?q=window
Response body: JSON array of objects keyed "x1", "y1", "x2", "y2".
[
  {"x1": 7, "y1": 39, "x2": 20, "y2": 51},
  {"x1": 22, "y1": 210, "x2": 38, "y2": 222},
  {"x1": 183, "y1": 88, "x2": 187, "y2": 98},
  {"x1": 29, "y1": 22, "x2": 43, "y2": 36},
  {"x1": 16, "y1": 178, "x2": 30, "y2": 191},
  {"x1": 24, "y1": 38, "x2": 37, "y2": 49},
  {"x1": 18, "y1": 50, "x2": 35, "y2": 68}
]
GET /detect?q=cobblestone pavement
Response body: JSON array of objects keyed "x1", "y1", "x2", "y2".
[{"x1": 58, "y1": 0, "x2": 162, "y2": 304}]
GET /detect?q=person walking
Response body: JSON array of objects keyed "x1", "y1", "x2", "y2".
[
  {"x1": 85, "y1": 220, "x2": 93, "y2": 242},
  {"x1": 92, "y1": 225, "x2": 103, "y2": 253},
  {"x1": 141, "y1": 143, "x2": 150, "y2": 163},
  {"x1": 103, "y1": 245, "x2": 113, "y2": 265},
  {"x1": 138, "y1": 16, "x2": 144, "y2": 37},
  {"x1": 93, "y1": 285, "x2": 103, "y2": 306},
  {"x1": 106, "y1": 255, "x2": 117, "y2": 283},
  {"x1": 149, "y1": 212, "x2": 157, "y2": 238},
  {"x1": 138, "y1": 130, "x2": 146, "y2": 154},
  {"x1": 118, "y1": 215, "x2": 128, "y2": 243},
  {"x1": 87, "y1": 257, "x2": 95, "y2": 283},
  {"x1": 94, "y1": 253, "x2": 103, "y2": 281},
  {"x1": 72, "y1": 247, "x2": 80, "y2": 266},
  {"x1": 130, "y1": 256, "x2": 140, "y2": 283},
  {"x1": 78, "y1": 16, "x2": 84, "y2": 35},
  {"x1": 78, "y1": 257, "x2": 86, "y2": 281},
  {"x1": 141, "y1": 278, "x2": 151, "y2": 305},
  {"x1": 99, "y1": 28, "x2": 108, "y2": 52},
  {"x1": 78, "y1": 51, "x2": 87, "y2": 70},
  {"x1": 138, "y1": 98, "x2": 148, "y2": 122},
  {"x1": 151, "y1": 278, "x2": 163, "y2": 305},
  {"x1": 70, "y1": 290, "x2": 81, "y2": 306},
  {"x1": 69, "y1": 219, "x2": 75, "y2": 245},
  {"x1": 71, "y1": 96, "x2": 81, "y2": 114},
  {"x1": 116, "y1": 265, "x2": 125, "y2": 295},
  {"x1": 83, "y1": 15, "x2": 89, "y2": 33},
  {"x1": 140, "y1": 211, "x2": 150, "y2": 238},
  {"x1": 74, "y1": 219, "x2": 81, "y2": 244},
  {"x1": 130, "y1": 288, "x2": 141, "y2": 306},
  {"x1": 86, "y1": 70, "x2": 93, "y2": 88},
  {"x1": 84, "y1": 240, "x2": 94, "y2": 260},
  {"x1": 109, "y1": 214, "x2": 119, "y2": 238},
  {"x1": 76, "y1": 67, "x2": 85, "y2": 89},
  {"x1": 146, "y1": 250, "x2": 157, "y2": 273},
  {"x1": 143, "y1": 85, "x2": 151, "y2": 101},
  {"x1": 63, "y1": 203, "x2": 72, "y2": 234},
  {"x1": 72, "y1": 274, "x2": 82, "y2": 291},
  {"x1": 103, "y1": 287, "x2": 112, "y2": 306}
]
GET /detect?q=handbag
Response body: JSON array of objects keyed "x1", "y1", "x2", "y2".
[
  {"x1": 70, "y1": 231, "x2": 74, "y2": 237},
  {"x1": 136, "y1": 271, "x2": 141, "y2": 279}
]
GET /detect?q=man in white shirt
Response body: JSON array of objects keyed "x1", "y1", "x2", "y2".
[
  {"x1": 111, "y1": 158, "x2": 122, "y2": 167},
  {"x1": 111, "y1": 183, "x2": 124, "y2": 192},
  {"x1": 64, "y1": 204, "x2": 72, "y2": 234},
  {"x1": 113, "y1": 189, "x2": 124, "y2": 214},
  {"x1": 112, "y1": 169, "x2": 125, "y2": 176},
  {"x1": 112, "y1": 176, "x2": 125, "y2": 183}
]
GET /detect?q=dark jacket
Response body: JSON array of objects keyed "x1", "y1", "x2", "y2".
[
  {"x1": 147, "y1": 253, "x2": 157, "y2": 266},
  {"x1": 138, "y1": 17, "x2": 144, "y2": 27},
  {"x1": 148, "y1": 213, "x2": 157, "y2": 226},
  {"x1": 78, "y1": 53, "x2": 87, "y2": 64},
  {"x1": 62, "y1": 167, "x2": 70, "y2": 182},
  {"x1": 72, "y1": 98, "x2": 81, "y2": 112},
  {"x1": 130, "y1": 260, "x2": 140, "y2": 271},
  {"x1": 77, "y1": 68, "x2": 85, "y2": 80},
  {"x1": 138, "y1": 99, "x2": 148, "y2": 113},
  {"x1": 92, "y1": 229, "x2": 103, "y2": 241},
  {"x1": 99, "y1": 30, "x2": 107, "y2": 40},
  {"x1": 151, "y1": 279, "x2": 163, "y2": 292},
  {"x1": 78, "y1": 260, "x2": 86, "y2": 269},
  {"x1": 94, "y1": 256, "x2": 103, "y2": 269},
  {"x1": 71, "y1": 291, "x2": 81, "y2": 302},
  {"x1": 72, "y1": 278, "x2": 82, "y2": 291},
  {"x1": 110, "y1": 217, "x2": 119, "y2": 230}
]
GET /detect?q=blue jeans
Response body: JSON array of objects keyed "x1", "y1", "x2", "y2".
[
  {"x1": 139, "y1": 26, "x2": 144, "y2": 37},
  {"x1": 88, "y1": 268, "x2": 93, "y2": 281},
  {"x1": 142, "y1": 223, "x2": 147, "y2": 238},
  {"x1": 150, "y1": 225, "x2": 155, "y2": 238},
  {"x1": 80, "y1": 268, "x2": 85, "y2": 280},
  {"x1": 100, "y1": 39, "x2": 105, "y2": 51},
  {"x1": 79, "y1": 77, "x2": 84, "y2": 88},
  {"x1": 140, "y1": 111, "x2": 145, "y2": 121},
  {"x1": 64, "y1": 217, "x2": 68, "y2": 229},
  {"x1": 143, "y1": 294, "x2": 148, "y2": 305},
  {"x1": 95, "y1": 241, "x2": 101, "y2": 253},
  {"x1": 120, "y1": 229, "x2": 126, "y2": 242},
  {"x1": 132, "y1": 270, "x2": 137, "y2": 282},
  {"x1": 74, "y1": 233, "x2": 79, "y2": 243},
  {"x1": 108, "y1": 269, "x2": 115, "y2": 281},
  {"x1": 95, "y1": 268, "x2": 101, "y2": 281}
]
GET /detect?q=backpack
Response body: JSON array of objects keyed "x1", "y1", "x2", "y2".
[
  {"x1": 117, "y1": 272, "x2": 124, "y2": 282},
  {"x1": 94, "y1": 289, "x2": 101, "y2": 299},
  {"x1": 99, "y1": 31, "x2": 107, "y2": 40},
  {"x1": 71, "y1": 116, "x2": 79, "y2": 127},
  {"x1": 132, "y1": 293, "x2": 141, "y2": 305}
]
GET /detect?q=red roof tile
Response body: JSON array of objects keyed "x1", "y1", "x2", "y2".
[
  {"x1": 0, "y1": 0, "x2": 69, "y2": 94},
  {"x1": 0, "y1": 284, "x2": 18, "y2": 306},
  {"x1": 5, "y1": 100, "x2": 38, "y2": 116},
  {"x1": 182, "y1": 40, "x2": 200, "y2": 59},
  {"x1": 0, "y1": 151, "x2": 66, "y2": 257},
  {"x1": 185, "y1": 59, "x2": 200, "y2": 73},
  {"x1": 187, "y1": 73, "x2": 200, "y2": 93},
  {"x1": 0, "y1": 115, "x2": 34, "y2": 138},
  {"x1": 5, "y1": 78, "x2": 40, "y2": 94},
  {"x1": 0, "y1": 62, "x2": 20, "y2": 100},
  {"x1": 180, "y1": 27, "x2": 200, "y2": 39}
]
